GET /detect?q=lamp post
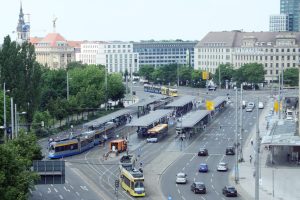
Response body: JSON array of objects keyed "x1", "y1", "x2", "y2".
[
  {"x1": 239, "y1": 84, "x2": 244, "y2": 162},
  {"x1": 67, "y1": 71, "x2": 69, "y2": 101},
  {"x1": 10, "y1": 98, "x2": 14, "y2": 139},
  {"x1": 105, "y1": 65, "x2": 108, "y2": 111},
  {"x1": 219, "y1": 65, "x2": 221, "y2": 89},
  {"x1": 16, "y1": 110, "x2": 26, "y2": 137},
  {"x1": 3, "y1": 83, "x2": 10, "y2": 142},
  {"x1": 177, "y1": 62, "x2": 179, "y2": 87}
]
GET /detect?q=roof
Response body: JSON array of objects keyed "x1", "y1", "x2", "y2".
[
  {"x1": 30, "y1": 37, "x2": 43, "y2": 44},
  {"x1": 39, "y1": 33, "x2": 67, "y2": 47},
  {"x1": 127, "y1": 95, "x2": 165, "y2": 109},
  {"x1": 165, "y1": 95, "x2": 196, "y2": 107},
  {"x1": 212, "y1": 96, "x2": 227, "y2": 108},
  {"x1": 177, "y1": 110, "x2": 211, "y2": 128},
  {"x1": 84, "y1": 109, "x2": 134, "y2": 127},
  {"x1": 195, "y1": 31, "x2": 300, "y2": 48},
  {"x1": 67, "y1": 40, "x2": 82, "y2": 48},
  {"x1": 261, "y1": 119, "x2": 300, "y2": 146},
  {"x1": 127, "y1": 109, "x2": 173, "y2": 127}
]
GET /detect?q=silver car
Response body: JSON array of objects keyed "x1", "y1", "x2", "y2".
[
  {"x1": 176, "y1": 172, "x2": 187, "y2": 184},
  {"x1": 217, "y1": 162, "x2": 228, "y2": 172}
]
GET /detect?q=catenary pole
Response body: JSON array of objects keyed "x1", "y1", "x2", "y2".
[
  {"x1": 255, "y1": 97, "x2": 260, "y2": 200},
  {"x1": 10, "y1": 98, "x2": 14, "y2": 139},
  {"x1": 235, "y1": 88, "x2": 239, "y2": 183},
  {"x1": 3, "y1": 83, "x2": 7, "y2": 141},
  {"x1": 239, "y1": 84, "x2": 244, "y2": 161}
]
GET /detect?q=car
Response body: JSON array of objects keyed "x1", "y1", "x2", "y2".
[
  {"x1": 222, "y1": 186, "x2": 237, "y2": 197},
  {"x1": 190, "y1": 182, "x2": 206, "y2": 194},
  {"x1": 258, "y1": 102, "x2": 264, "y2": 109},
  {"x1": 245, "y1": 106, "x2": 253, "y2": 112},
  {"x1": 198, "y1": 148, "x2": 208, "y2": 156},
  {"x1": 146, "y1": 137, "x2": 158, "y2": 143},
  {"x1": 247, "y1": 102, "x2": 255, "y2": 107},
  {"x1": 199, "y1": 163, "x2": 208, "y2": 173},
  {"x1": 176, "y1": 172, "x2": 187, "y2": 184},
  {"x1": 225, "y1": 146, "x2": 235, "y2": 155},
  {"x1": 217, "y1": 162, "x2": 228, "y2": 171}
]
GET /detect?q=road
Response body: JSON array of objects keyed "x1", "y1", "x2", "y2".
[{"x1": 160, "y1": 89, "x2": 269, "y2": 200}]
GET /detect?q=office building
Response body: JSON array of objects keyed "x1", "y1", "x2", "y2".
[
  {"x1": 270, "y1": 14, "x2": 290, "y2": 31},
  {"x1": 280, "y1": 0, "x2": 300, "y2": 31},
  {"x1": 133, "y1": 40, "x2": 197, "y2": 68},
  {"x1": 194, "y1": 31, "x2": 300, "y2": 82}
]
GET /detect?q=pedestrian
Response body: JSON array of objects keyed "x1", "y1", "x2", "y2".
[
  {"x1": 287, "y1": 153, "x2": 290, "y2": 162},
  {"x1": 250, "y1": 155, "x2": 252, "y2": 163},
  {"x1": 250, "y1": 138, "x2": 253, "y2": 146}
]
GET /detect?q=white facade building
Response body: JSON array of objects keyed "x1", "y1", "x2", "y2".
[
  {"x1": 76, "y1": 41, "x2": 139, "y2": 74},
  {"x1": 104, "y1": 42, "x2": 139, "y2": 73},
  {"x1": 194, "y1": 31, "x2": 300, "y2": 82},
  {"x1": 270, "y1": 14, "x2": 289, "y2": 32}
]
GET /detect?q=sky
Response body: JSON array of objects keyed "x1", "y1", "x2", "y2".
[{"x1": 0, "y1": 0, "x2": 279, "y2": 42}]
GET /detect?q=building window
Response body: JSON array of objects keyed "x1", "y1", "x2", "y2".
[
  {"x1": 270, "y1": 70, "x2": 272, "y2": 74},
  {"x1": 276, "y1": 63, "x2": 279, "y2": 68},
  {"x1": 276, "y1": 70, "x2": 278, "y2": 74}
]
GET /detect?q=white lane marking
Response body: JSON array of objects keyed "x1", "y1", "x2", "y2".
[
  {"x1": 194, "y1": 177, "x2": 196, "y2": 182},
  {"x1": 215, "y1": 137, "x2": 218, "y2": 140},
  {"x1": 29, "y1": 189, "x2": 32, "y2": 194},
  {"x1": 64, "y1": 186, "x2": 70, "y2": 192},
  {"x1": 39, "y1": 192, "x2": 42, "y2": 196},
  {"x1": 178, "y1": 189, "x2": 181, "y2": 194},
  {"x1": 212, "y1": 173, "x2": 214, "y2": 177},
  {"x1": 69, "y1": 185, "x2": 74, "y2": 189},
  {"x1": 186, "y1": 163, "x2": 189, "y2": 166},
  {"x1": 59, "y1": 195, "x2": 63, "y2": 199},
  {"x1": 205, "y1": 156, "x2": 210, "y2": 162},
  {"x1": 76, "y1": 191, "x2": 80, "y2": 196},
  {"x1": 216, "y1": 191, "x2": 220, "y2": 195},
  {"x1": 176, "y1": 184, "x2": 178, "y2": 187},
  {"x1": 54, "y1": 188, "x2": 58, "y2": 193},
  {"x1": 80, "y1": 186, "x2": 88, "y2": 191},
  {"x1": 66, "y1": 180, "x2": 69, "y2": 184},
  {"x1": 211, "y1": 178, "x2": 213, "y2": 183},
  {"x1": 203, "y1": 137, "x2": 206, "y2": 140},
  {"x1": 190, "y1": 154, "x2": 196, "y2": 162},
  {"x1": 219, "y1": 154, "x2": 225, "y2": 162},
  {"x1": 222, "y1": 198, "x2": 226, "y2": 200},
  {"x1": 182, "y1": 196, "x2": 186, "y2": 200},
  {"x1": 182, "y1": 167, "x2": 185, "y2": 171},
  {"x1": 201, "y1": 197, "x2": 206, "y2": 200},
  {"x1": 47, "y1": 188, "x2": 51, "y2": 194},
  {"x1": 212, "y1": 185, "x2": 215, "y2": 189},
  {"x1": 51, "y1": 184, "x2": 53, "y2": 187}
]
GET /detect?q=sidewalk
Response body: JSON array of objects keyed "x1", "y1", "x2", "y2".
[{"x1": 235, "y1": 100, "x2": 300, "y2": 200}]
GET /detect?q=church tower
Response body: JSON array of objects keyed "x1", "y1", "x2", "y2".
[{"x1": 16, "y1": 2, "x2": 30, "y2": 43}]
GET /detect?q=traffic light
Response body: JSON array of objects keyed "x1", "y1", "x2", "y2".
[
  {"x1": 202, "y1": 71, "x2": 208, "y2": 80},
  {"x1": 115, "y1": 180, "x2": 119, "y2": 188}
]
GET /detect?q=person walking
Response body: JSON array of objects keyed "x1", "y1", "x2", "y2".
[
  {"x1": 250, "y1": 138, "x2": 253, "y2": 146},
  {"x1": 250, "y1": 155, "x2": 252, "y2": 164}
]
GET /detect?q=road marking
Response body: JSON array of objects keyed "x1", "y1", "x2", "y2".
[
  {"x1": 182, "y1": 167, "x2": 185, "y2": 171},
  {"x1": 201, "y1": 197, "x2": 206, "y2": 200},
  {"x1": 194, "y1": 177, "x2": 196, "y2": 182},
  {"x1": 29, "y1": 189, "x2": 32, "y2": 194},
  {"x1": 215, "y1": 191, "x2": 220, "y2": 195},
  {"x1": 69, "y1": 185, "x2": 74, "y2": 189},
  {"x1": 64, "y1": 186, "x2": 70, "y2": 192},
  {"x1": 212, "y1": 184, "x2": 215, "y2": 189},
  {"x1": 212, "y1": 173, "x2": 214, "y2": 177},
  {"x1": 178, "y1": 189, "x2": 181, "y2": 194},
  {"x1": 66, "y1": 180, "x2": 69, "y2": 184},
  {"x1": 176, "y1": 184, "x2": 178, "y2": 187},
  {"x1": 186, "y1": 163, "x2": 189, "y2": 166},
  {"x1": 80, "y1": 186, "x2": 88, "y2": 191},
  {"x1": 51, "y1": 184, "x2": 53, "y2": 187},
  {"x1": 211, "y1": 178, "x2": 213, "y2": 183},
  {"x1": 54, "y1": 188, "x2": 58, "y2": 193},
  {"x1": 39, "y1": 192, "x2": 42, "y2": 197},
  {"x1": 190, "y1": 154, "x2": 196, "y2": 162},
  {"x1": 219, "y1": 154, "x2": 225, "y2": 162},
  {"x1": 59, "y1": 194, "x2": 63, "y2": 199},
  {"x1": 182, "y1": 196, "x2": 186, "y2": 200},
  {"x1": 215, "y1": 137, "x2": 218, "y2": 140},
  {"x1": 205, "y1": 156, "x2": 210, "y2": 162},
  {"x1": 47, "y1": 188, "x2": 51, "y2": 194},
  {"x1": 76, "y1": 192, "x2": 80, "y2": 196}
]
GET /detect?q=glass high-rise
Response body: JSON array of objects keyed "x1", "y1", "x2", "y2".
[{"x1": 280, "y1": 0, "x2": 300, "y2": 31}]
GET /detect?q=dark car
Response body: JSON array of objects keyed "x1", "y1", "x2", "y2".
[
  {"x1": 191, "y1": 182, "x2": 206, "y2": 194},
  {"x1": 198, "y1": 148, "x2": 208, "y2": 156},
  {"x1": 225, "y1": 146, "x2": 235, "y2": 155},
  {"x1": 222, "y1": 186, "x2": 237, "y2": 197}
]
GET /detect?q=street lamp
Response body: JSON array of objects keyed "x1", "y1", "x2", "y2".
[
  {"x1": 16, "y1": 111, "x2": 26, "y2": 137},
  {"x1": 3, "y1": 83, "x2": 10, "y2": 142}
]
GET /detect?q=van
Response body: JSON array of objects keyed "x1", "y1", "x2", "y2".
[{"x1": 109, "y1": 139, "x2": 127, "y2": 153}]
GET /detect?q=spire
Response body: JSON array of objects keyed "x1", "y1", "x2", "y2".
[{"x1": 19, "y1": 1, "x2": 24, "y2": 18}]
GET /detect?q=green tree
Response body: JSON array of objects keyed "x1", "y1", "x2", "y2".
[
  {"x1": 179, "y1": 66, "x2": 192, "y2": 86},
  {"x1": 191, "y1": 70, "x2": 206, "y2": 88},
  {"x1": 139, "y1": 65, "x2": 154, "y2": 81},
  {"x1": 234, "y1": 63, "x2": 265, "y2": 85},
  {"x1": 0, "y1": 132, "x2": 42, "y2": 200},
  {"x1": 108, "y1": 73, "x2": 125, "y2": 101},
  {"x1": 284, "y1": 68, "x2": 299, "y2": 86},
  {"x1": 214, "y1": 64, "x2": 235, "y2": 88}
]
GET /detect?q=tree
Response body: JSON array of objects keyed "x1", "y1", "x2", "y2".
[
  {"x1": 191, "y1": 70, "x2": 206, "y2": 88},
  {"x1": 214, "y1": 64, "x2": 235, "y2": 88},
  {"x1": 234, "y1": 63, "x2": 265, "y2": 85},
  {"x1": 179, "y1": 66, "x2": 192, "y2": 86},
  {"x1": 0, "y1": 132, "x2": 42, "y2": 200},
  {"x1": 284, "y1": 68, "x2": 299, "y2": 86},
  {"x1": 139, "y1": 65, "x2": 154, "y2": 81},
  {"x1": 108, "y1": 73, "x2": 125, "y2": 101}
]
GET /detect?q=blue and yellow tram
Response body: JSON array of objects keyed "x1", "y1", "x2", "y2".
[{"x1": 48, "y1": 122, "x2": 116, "y2": 159}]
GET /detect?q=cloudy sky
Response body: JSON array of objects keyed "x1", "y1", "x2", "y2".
[{"x1": 0, "y1": 0, "x2": 279, "y2": 41}]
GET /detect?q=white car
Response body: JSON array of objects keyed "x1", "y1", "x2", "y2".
[
  {"x1": 146, "y1": 137, "x2": 158, "y2": 143},
  {"x1": 176, "y1": 172, "x2": 187, "y2": 184},
  {"x1": 217, "y1": 162, "x2": 228, "y2": 172},
  {"x1": 258, "y1": 102, "x2": 264, "y2": 109}
]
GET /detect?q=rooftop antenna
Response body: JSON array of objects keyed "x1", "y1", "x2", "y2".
[{"x1": 52, "y1": 15, "x2": 58, "y2": 33}]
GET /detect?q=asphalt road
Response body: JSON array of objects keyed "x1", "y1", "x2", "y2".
[{"x1": 160, "y1": 90, "x2": 269, "y2": 200}]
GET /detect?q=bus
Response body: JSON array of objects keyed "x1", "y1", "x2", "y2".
[
  {"x1": 146, "y1": 124, "x2": 168, "y2": 143},
  {"x1": 161, "y1": 86, "x2": 178, "y2": 97},
  {"x1": 120, "y1": 168, "x2": 145, "y2": 197}
]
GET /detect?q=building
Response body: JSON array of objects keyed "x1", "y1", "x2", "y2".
[
  {"x1": 16, "y1": 3, "x2": 30, "y2": 43},
  {"x1": 30, "y1": 33, "x2": 75, "y2": 69},
  {"x1": 270, "y1": 14, "x2": 290, "y2": 32},
  {"x1": 133, "y1": 40, "x2": 197, "y2": 68},
  {"x1": 280, "y1": 0, "x2": 300, "y2": 31},
  {"x1": 194, "y1": 31, "x2": 300, "y2": 82},
  {"x1": 76, "y1": 41, "x2": 106, "y2": 65},
  {"x1": 104, "y1": 42, "x2": 139, "y2": 74}
]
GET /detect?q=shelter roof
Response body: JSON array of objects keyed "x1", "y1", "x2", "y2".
[
  {"x1": 127, "y1": 109, "x2": 173, "y2": 127},
  {"x1": 177, "y1": 110, "x2": 211, "y2": 128}
]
